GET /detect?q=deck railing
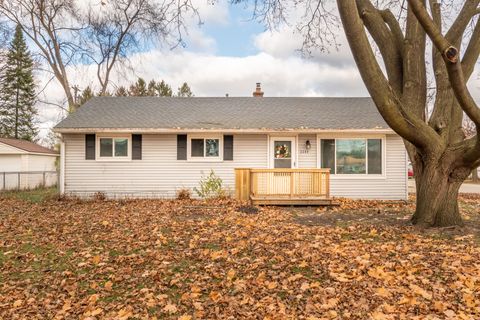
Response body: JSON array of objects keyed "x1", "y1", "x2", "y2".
[{"x1": 235, "y1": 168, "x2": 330, "y2": 204}]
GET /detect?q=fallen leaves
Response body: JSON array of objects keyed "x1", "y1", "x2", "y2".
[{"x1": 0, "y1": 195, "x2": 479, "y2": 319}]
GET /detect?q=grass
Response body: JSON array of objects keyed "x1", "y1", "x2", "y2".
[{"x1": 0, "y1": 186, "x2": 58, "y2": 203}]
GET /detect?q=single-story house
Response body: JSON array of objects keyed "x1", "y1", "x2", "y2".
[
  {"x1": 54, "y1": 85, "x2": 408, "y2": 201},
  {"x1": 0, "y1": 138, "x2": 59, "y2": 190}
]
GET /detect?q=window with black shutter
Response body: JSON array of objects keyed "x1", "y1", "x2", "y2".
[
  {"x1": 177, "y1": 135, "x2": 187, "y2": 160},
  {"x1": 85, "y1": 134, "x2": 96, "y2": 160},
  {"x1": 223, "y1": 135, "x2": 233, "y2": 161},
  {"x1": 132, "y1": 134, "x2": 142, "y2": 160}
]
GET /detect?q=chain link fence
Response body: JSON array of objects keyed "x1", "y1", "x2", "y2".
[{"x1": 0, "y1": 171, "x2": 58, "y2": 191}]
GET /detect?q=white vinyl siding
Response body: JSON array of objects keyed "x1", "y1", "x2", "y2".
[
  {"x1": 326, "y1": 134, "x2": 407, "y2": 200},
  {"x1": 298, "y1": 134, "x2": 317, "y2": 168},
  {"x1": 62, "y1": 133, "x2": 407, "y2": 200},
  {"x1": 63, "y1": 134, "x2": 268, "y2": 198}
]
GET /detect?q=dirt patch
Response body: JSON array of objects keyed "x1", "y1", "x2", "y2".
[{"x1": 291, "y1": 195, "x2": 480, "y2": 241}]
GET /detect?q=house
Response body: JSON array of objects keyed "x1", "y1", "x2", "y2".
[
  {"x1": 54, "y1": 84, "x2": 408, "y2": 201},
  {"x1": 0, "y1": 138, "x2": 59, "y2": 190}
]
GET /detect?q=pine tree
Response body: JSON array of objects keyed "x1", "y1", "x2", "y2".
[
  {"x1": 78, "y1": 86, "x2": 94, "y2": 105},
  {"x1": 157, "y1": 80, "x2": 173, "y2": 97},
  {"x1": 147, "y1": 80, "x2": 157, "y2": 96},
  {"x1": 115, "y1": 86, "x2": 128, "y2": 96},
  {"x1": 0, "y1": 24, "x2": 37, "y2": 141},
  {"x1": 128, "y1": 78, "x2": 148, "y2": 96},
  {"x1": 177, "y1": 82, "x2": 193, "y2": 97}
]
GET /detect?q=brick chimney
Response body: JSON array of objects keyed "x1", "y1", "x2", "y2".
[{"x1": 253, "y1": 82, "x2": 264, "y2": 97}]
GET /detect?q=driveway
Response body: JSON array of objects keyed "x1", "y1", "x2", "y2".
[{"x1": 408, "y1": 179, "x2": 480, "y2": 194}]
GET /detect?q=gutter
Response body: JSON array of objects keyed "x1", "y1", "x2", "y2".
[{"x1": 53, "y1": 127, "x2": 396, "y2": 134}]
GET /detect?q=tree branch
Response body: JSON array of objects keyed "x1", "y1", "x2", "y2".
[
  {"x1": 445, "y1": 0, "x2": 480, "y2": 47},
  {"x1": 380, "y1": 9, "x2": 404, "y2": 58},
  {"x1": 337, "y1": 0, "x2": 440, "y2": 151},
  {"x1": 408, "y1": 0, "x2": 480, "y2": 126},
  {"x1": 401, "y1": 0, "x2": 427, "y2": 121},
  {"x1": 462, "y1": 18, "x2": 480, "y2": 80},
  {"x1": 356, "y1": 0, "x2": 403, "y2": 94}
]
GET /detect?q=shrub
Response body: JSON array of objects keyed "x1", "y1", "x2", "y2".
[
  {"x1": 176, "y1": 188, "x2": 192, "y2": 200},
  {"x1": 194, "y1": 170, "x2": 226, "y2": 199},
  {"x1": 93, "y1": 192, "x2": 107, "y2": 201}
]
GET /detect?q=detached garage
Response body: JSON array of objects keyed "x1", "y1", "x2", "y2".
[{"x1": 0, "y1": 138, "x2": 59, "y2": 190}]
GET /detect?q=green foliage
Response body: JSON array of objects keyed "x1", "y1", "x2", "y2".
[
  {"x1": 78, "y1": 86, "x2": 94, "y2": 105},
  {"x1": 177, "y1": 82, "x2": 194, "y2": 97},
  {"x1": 194, "y1": 170, "x2": 226, "y2": 199},
  {"x1": 156, "y1": 80, "x2": 173, "y2": 97},
  {"x1": 128, "y1": 78, "x2": 148, "y2": 96},
  {"x1": 75, "y1": 78, "x2": 192, "y2": 99},
  {"x1": 0, "y1": 24, "x2": 38, "y2": 141},
  {"x1": 115, "y1": 86, "x2": 128, "y2": 96}
]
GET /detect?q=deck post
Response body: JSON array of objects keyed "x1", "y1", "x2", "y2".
[
  {"x1": 326, "y1": 170, "x2": 330, "y2": 199},
  {"x1": 235, "y1": 168, "x2": 251, "y2": 201},
  {"x1": 290, "y1": 171, "x2": 294, "y2": 197}
]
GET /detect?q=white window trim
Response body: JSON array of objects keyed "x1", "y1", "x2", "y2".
[
  {"x1": 96, "y1": 134, "x2": 132, "y2": 161},
  {"x1": 187, "y1": 134, "x2": 223, "y2": 162},
  {"x1": 317, "y1": 134, "x2": 386, "y2": 179}
]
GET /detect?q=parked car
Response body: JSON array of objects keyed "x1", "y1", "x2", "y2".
[{"x1": 408, "y1": 162, "x2": 414, "y2": 178}]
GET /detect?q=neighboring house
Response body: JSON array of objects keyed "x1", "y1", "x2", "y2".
[
  {"x1": 54, "y1": 84, "x2": 408, "y2": 200},
  {"x1": 0, "y1": 138, "x2": 59, "y2": 190}
]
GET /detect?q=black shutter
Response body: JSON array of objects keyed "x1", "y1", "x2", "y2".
[
  {"x1": 85, "y1": 134, "x2": 96, "y2": 160},
  {"x1": 223, "y1": 135, "x2": 233, "y2": 161},
  {"x1": 177, "y1": 135, "x2": 187, "y2": 160},
  {"x1": 132, "y1": 134, "x2": 142, "y2": 160}
]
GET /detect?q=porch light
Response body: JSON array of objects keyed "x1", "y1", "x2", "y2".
[{"x1": 305, "y1": 140, "x2": 311, "y2": 151}]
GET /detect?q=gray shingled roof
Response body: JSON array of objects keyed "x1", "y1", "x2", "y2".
[{"x1": 54, "y1": 97, "x2": 389, "y2": 131}]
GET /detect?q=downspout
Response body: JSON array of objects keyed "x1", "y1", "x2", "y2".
[{"x1": 59, "y1": 135, "x2": 65, "y2": 195}]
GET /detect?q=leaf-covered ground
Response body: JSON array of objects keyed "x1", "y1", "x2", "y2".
[{"x1": 0, "y1": 195, "x2": 479, "y2": 319}]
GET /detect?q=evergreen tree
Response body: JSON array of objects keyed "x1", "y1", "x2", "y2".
[
  {"x1": 115, "y1": 86, "x2": 128, "y2": 97},
  {"x1": 128, "y1": 78, "x2": 148, "y2": 96},
  {"x1": 177, "y1": 82, "x2": 193, "y2": 97},
  {"x1": 0, "y1": 24, "x2": 37, "y2": 141},
  {"x1": 157, "y1": 80, "x2": 173, "y2": 97},
  {"x1": 147, "y1": 80, "x2": 157, "y2": 96},
  {"x1": 78, "y1": 86, "x2": 94, "y2": 105}
]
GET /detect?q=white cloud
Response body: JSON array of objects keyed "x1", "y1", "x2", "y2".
[{"x1": 33, "y1": 2, "x2": 480, "y2": 139}]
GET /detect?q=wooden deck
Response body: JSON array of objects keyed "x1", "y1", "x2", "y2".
[{"x1": 235, "y1": 168, "x2": 332, "y2": 205}]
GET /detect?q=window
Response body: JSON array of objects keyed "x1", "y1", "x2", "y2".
[
  {"x1": 320, "y1": 138, "x2": 383, "y2": 175},
  {"x1": 98, "y1": 137, "x2": 129, "y2": 159},
  {"x1": 336, "y1": 140, "x2": 366, "y2": 174},
  {"x1": 188, "y1": 135, "x2": 222, "y2": 160}
]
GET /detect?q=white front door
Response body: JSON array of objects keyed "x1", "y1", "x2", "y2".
[{"x1": 270, "y1": 137, "x2": 296, "y2": 168}]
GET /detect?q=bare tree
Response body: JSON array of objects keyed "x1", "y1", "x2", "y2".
[
  {"x1": 247, "y1": 0, "x2": 480, "y2": 227},
  {"x1": 0, "y1": 0, "x2": 199, "y2": 111},
  {"x1": 0, "y1": 0, "x2": 82, "y2": 110},
  {"x1": 81, "y1": 0, "x2": 199, "y2": 96}
]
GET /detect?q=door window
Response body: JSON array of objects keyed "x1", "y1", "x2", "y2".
[{"x1": 274, "y1": 141, "x2": 292, "y2": 168}]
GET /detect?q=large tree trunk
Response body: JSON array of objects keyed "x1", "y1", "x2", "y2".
[
  {"x1": 412, "y1": 165, "x2": 464, "y2": 227},
  {"x1": 472, "y1": 168, "x2": 479, "y2": 183}
]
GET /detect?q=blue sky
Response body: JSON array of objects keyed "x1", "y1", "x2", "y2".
[{"x1": 201, "y1": 4, "x2": 264, "y2": 56}]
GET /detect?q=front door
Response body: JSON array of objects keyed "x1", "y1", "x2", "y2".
[{"x1": 270, "y1": 137, "x2": 296, "y2": 168}]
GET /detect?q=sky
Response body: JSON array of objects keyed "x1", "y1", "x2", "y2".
[{"x1": 35, "y1": 1, "x2": 480, "y2": 139}]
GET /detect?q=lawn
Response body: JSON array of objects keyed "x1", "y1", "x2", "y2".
[{"x1": 0, "y1": 193, "x2": 479, "y2": 319}]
